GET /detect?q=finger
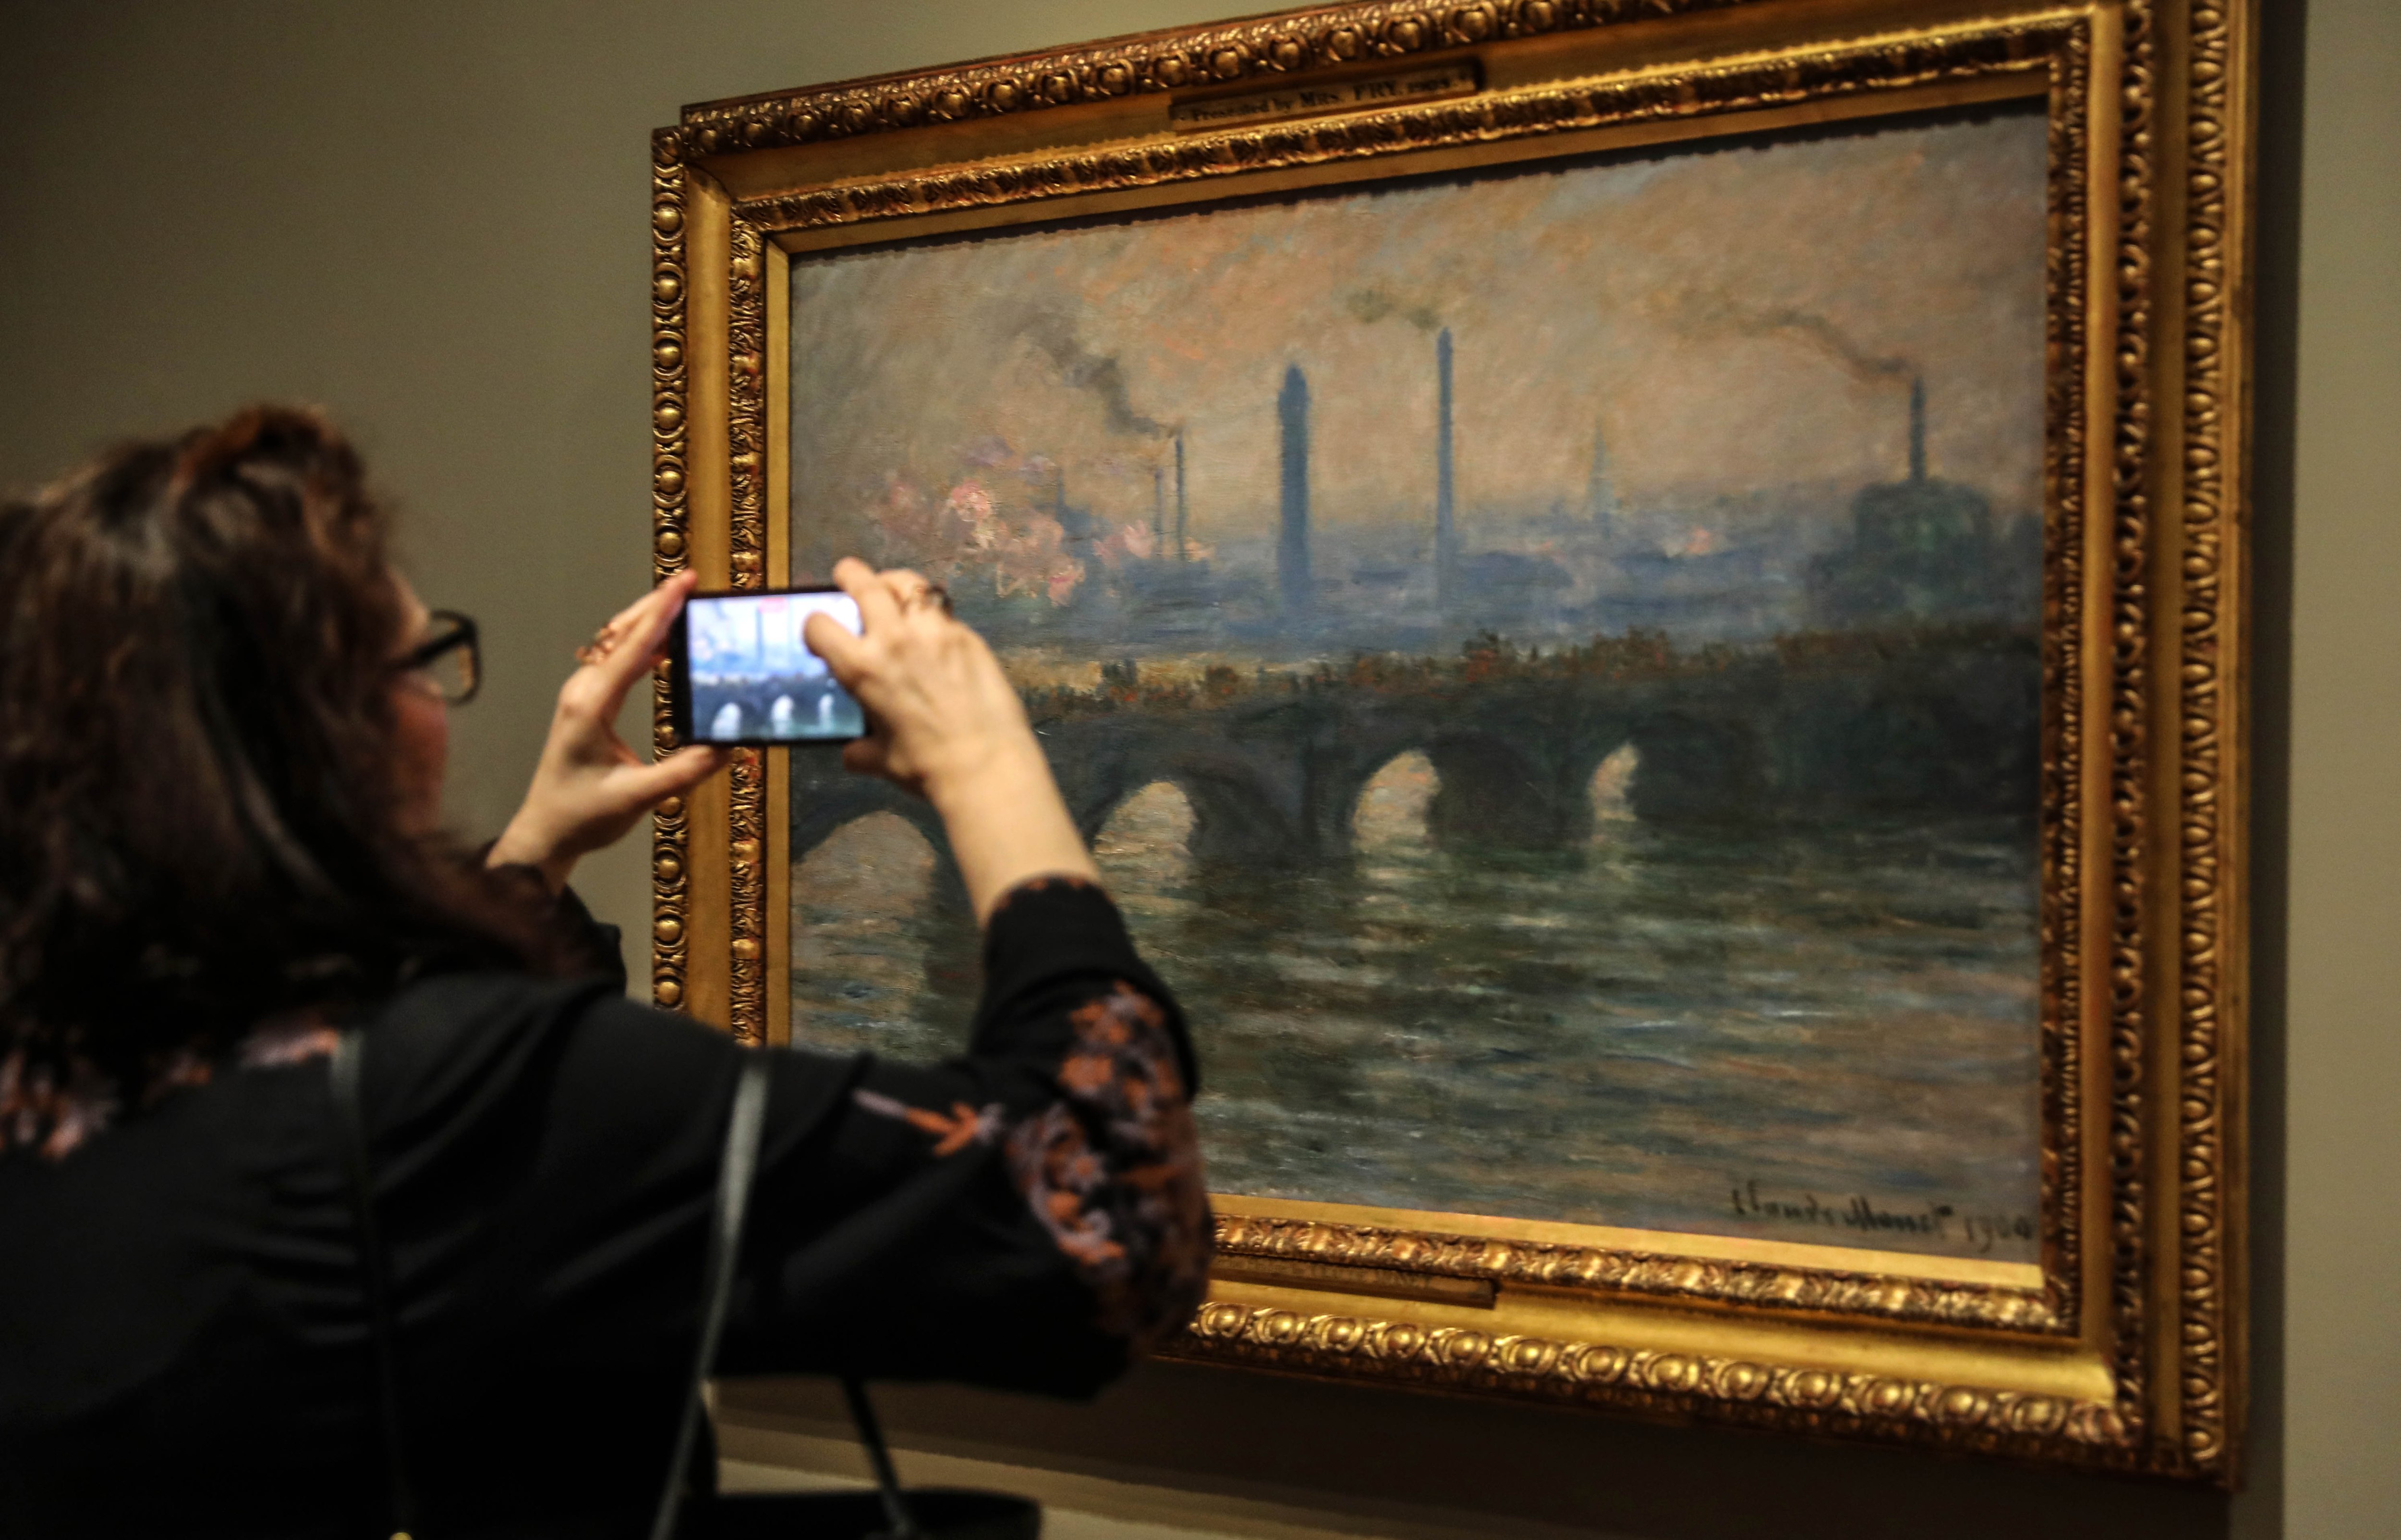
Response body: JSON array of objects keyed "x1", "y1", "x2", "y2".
[
  {"x1": 832, "y1": 556, "x2": 905, "y2": 638},
  {"x1": 576, "y1": 573, "x2": 687, "y2": 689},
  {"x1": 594, "y1": 571, "x2": 696, "y2": 700},
  {"x1": 801, "y1": 610, "x2": 867, "y2": 684},
  {"x1": 588, "y1": 566, "x2": 690, "y2": 653},
  {"x1": 622, "y1": 744, "x2": 729, "y2": 805}
]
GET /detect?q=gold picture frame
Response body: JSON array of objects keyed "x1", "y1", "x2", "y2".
[{"x1": 647, "y1": 0, "x2": 2253, "y2": 1482}]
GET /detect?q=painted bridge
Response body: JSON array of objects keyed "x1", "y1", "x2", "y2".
[{"x1": 788, "y1": 632, "x2": 2039, "y2": 867}]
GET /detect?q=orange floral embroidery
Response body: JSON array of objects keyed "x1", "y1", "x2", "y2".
[
  {"x1": 1057, "y1": 1052, "x2": 1115, "y2": 1096},
  {"x1": 1005, "y1": 983, "x2": 1211, "y2": 1345},
  {"x1": 908, "y1": 1100, "x2": 1000, "y2": 1157},
  {"x1": 852, "y1": 1088, "x2": 1005, "y2": 1157},
  {"x1": 849, "y1": 976, "x2": 1210, "y2": 1346}
]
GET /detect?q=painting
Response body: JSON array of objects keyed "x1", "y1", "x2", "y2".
[
  {"x1": 785, "y1": 108, "x2": 2048, "y2": 1263},
  {"x1": 655, "y1": 0, "x2": 2255, "y2": 1477}
]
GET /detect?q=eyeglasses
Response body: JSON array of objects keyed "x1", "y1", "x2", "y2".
[{"x1": 398, "y1": 610, "x2": 480, "y2": 705}]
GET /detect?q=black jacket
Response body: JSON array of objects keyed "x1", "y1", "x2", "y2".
[{"x1": 0, "y1": 877, "x2": 1209, "y2": 1538}]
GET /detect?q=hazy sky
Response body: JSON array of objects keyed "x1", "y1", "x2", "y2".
[{"x1": 790, "y1": 106, "x2": 2047, "y2": 550}]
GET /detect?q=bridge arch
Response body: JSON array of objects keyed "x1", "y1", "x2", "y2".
[
  {"x1": 790, "y1": 777, "x2": 949, "y2": 867},
  {"x1": 1333, "y1": 732, "x2": 1609, "y2": 853},
  {"x1": 1350, "y1": 749, "x2": 1438, "y2": 847},
  {"x1": 792, "y1": 810, "x2": 940, "y2": 904},
  {"x1": 1091, "y1": 782, "x2": 1197, "y2": 915},
  {"x1": 1094, "y1": 780, "x2": 1196, "y2": 862},
  {"x1": 1069, "y1": 755, "x2": 1304, "y2": 866},
  {"x1": 788, "y1": 810, "x2": 985, "y2": 1059}
]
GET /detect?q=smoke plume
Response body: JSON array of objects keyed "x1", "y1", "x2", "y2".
[
  {"x1": 1345, "y1": 287, "x2": 1443, "y2": 333},
  {"x1": 1658, "y1": 288, "x2": 1914, "y2": 385},
  {"x1": 1022, "y1": 312, "x2": 1166, "y2": 438}
]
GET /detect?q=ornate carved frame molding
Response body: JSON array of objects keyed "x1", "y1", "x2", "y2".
[{"x1": 650, "y1": 0, "x2": 2252, "y2": 1481}]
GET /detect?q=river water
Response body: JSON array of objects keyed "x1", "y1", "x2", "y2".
[{"x1": 789, "y1": 752, "x2": 2042, "y2": 1263}]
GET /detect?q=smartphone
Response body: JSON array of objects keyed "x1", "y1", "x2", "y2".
[{"x1": 668, "y1": 586, "x2": 866, "y2": 746}]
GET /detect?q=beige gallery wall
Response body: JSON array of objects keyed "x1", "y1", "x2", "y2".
[{"x1": 1, "y1": 2, "x2": 2392, "y2": 1537}]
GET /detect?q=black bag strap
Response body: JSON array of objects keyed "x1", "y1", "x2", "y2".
[
  {"x1": 648, "y1": 1050, "x2": 774, "y2": 1540},
  {"x1": 330, "y1": 1028, "x2": 418, "y2": 1540},
  {"x1": 647, "y1": 1052, "x2": 923, "y2": 1540},
  {"x1": 335, "y1": 1033, "x2": 922, "y2": 1540},
  {"x1": 843, "y1": 1375, "x2": 922, "y2": 1540}
]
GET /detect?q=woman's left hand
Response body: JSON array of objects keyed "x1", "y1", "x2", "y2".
[{"x1": 489, "y1": 570, "x2": 728, "y2": 892}]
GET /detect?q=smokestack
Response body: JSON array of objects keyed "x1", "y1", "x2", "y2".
[
  {"x1": 1278, "y1": 364, "x2": 1312, "y2": 619},
  {"x1": 1152, "y1": 465, "x2": 1166, "y2": 548},
  {"x1": 1174, "y1": 431, "x2": 1188, "y2": 560},
  {"x1": 1908, "y1": 374, "x2": 1927, "y2": 485},
  {"x1": 1587, "y1": 419, "x2": 1615, "y2": 535},
  {"x1": 1435, "y1": 327, "x2": 1457, "y2": 605}
]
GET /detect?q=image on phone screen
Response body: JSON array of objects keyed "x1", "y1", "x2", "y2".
[{"x1": 683, "y1": 589, "x2": 865, "y2": 744}]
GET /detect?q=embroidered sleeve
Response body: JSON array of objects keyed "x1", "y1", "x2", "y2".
[
  {"x1": 1004, "y1": 982, "x2": 1210, "y2": 1344},
  {"x1": 821, "y1": 874, "x2": 1209, "y2": 1358},
  {"x1": 846, "y1": 976, "x2": 1211, "y2": 1348}
]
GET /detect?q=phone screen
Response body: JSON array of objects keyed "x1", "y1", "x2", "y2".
[{"x1": 678, "y1": 588, "x2": 865, "y2": 744}]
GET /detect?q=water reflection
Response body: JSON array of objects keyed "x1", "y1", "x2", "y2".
[
  {"x1": 1589, "y1": 743, "x2": 1638, "y2": 826},
  {"x1": 1353, "y1": 751, "x2": 1436, "y2": 847},
  {"x1": 791, "y1": 798, "x2": 2041, "y2": 1262},
  {"x1": 789, "y1": 812, "x2": 972, "y2": 1064},
  {"x1": 1094, "y1": 783, "x2": 1196, "y2": 928}
]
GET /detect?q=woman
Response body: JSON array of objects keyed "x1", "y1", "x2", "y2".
[{"x1": 0, "y1": 407, "x2": 1210, "y2": 1537}]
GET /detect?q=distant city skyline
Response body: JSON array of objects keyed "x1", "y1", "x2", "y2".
[{"x1": 790, "y1": 106, "x2": 2048, "y2": 567}]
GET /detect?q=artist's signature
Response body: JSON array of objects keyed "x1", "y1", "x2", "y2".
[{"x1": 1730, "y1": 1179, "x2": 2034, "y2": 1255}]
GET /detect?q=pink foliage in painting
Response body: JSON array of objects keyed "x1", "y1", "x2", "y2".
[
  {"x1": 1094, "y1": 521, "x2": 1155, "y2": 569},
  {"x1": 865, "y1": 459, "x2": 1087, "y2": 606}
]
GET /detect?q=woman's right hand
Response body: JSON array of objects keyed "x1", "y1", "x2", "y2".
[
  {"x1": 803, "y1": 558, "x2": 1099, "y2": 921},
  {"x1": 489, "y1": 570, "x2": 728, "y2": 892}
]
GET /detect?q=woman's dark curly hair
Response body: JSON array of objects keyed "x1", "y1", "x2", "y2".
[{"x1": 0, "y1": 407, "x2": 561, "y2": 1119}]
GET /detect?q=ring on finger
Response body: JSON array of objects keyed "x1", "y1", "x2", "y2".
[{"x1": 901, "y1": 582, "x2": 953, "y2": 617}]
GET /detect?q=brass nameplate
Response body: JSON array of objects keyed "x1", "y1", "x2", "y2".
[
  {"x1": 1170, "y1": 63, "x2": 1479, "y2": 132},
  {"x1": 1212, "y1": 1253, "x2": 1499, "y2": 1309}
]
